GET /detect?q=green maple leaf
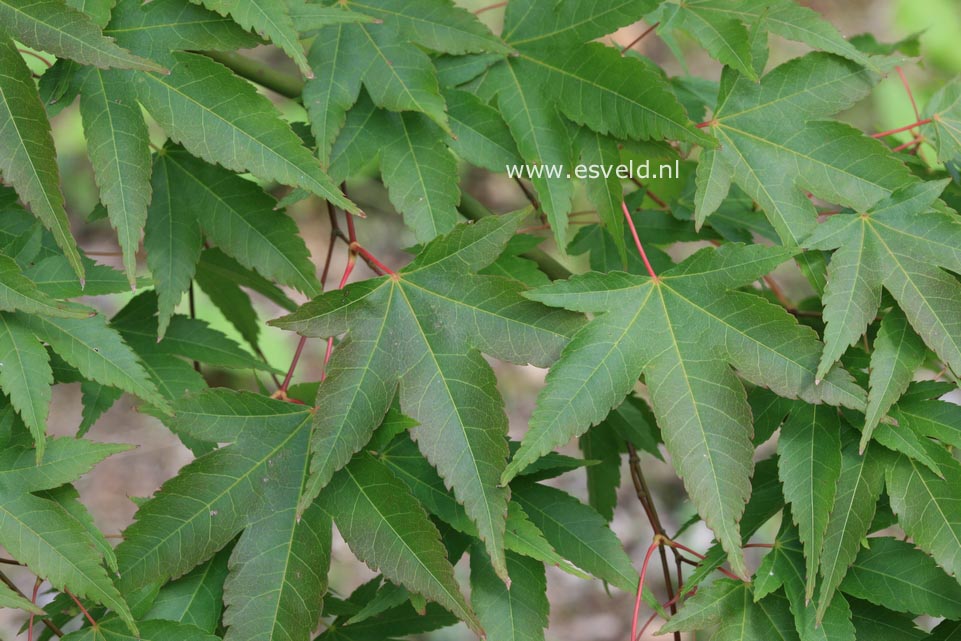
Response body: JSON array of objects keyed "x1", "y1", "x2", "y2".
[
  {"x1": 470, "y1": 549, "x2": 549, "y2": 641},
  {"x1": 116, "y1": 391, "x2": 312, "y2": 588},
  {"x1": 104, "y1": 0, "x2": 259, "y2": 60},
  {"x1": 776, "y1": 403, "x2": 842, "y2": 602},
  {"x1": 0, "y1": 38, "x2": 84, "y2": 281},
  {"x1": 61, "y1": 619, "x2": 220, "y2": 641},
  {"x1": 505, "y1": 243, "x2": 864, "y2": 577},
  {"x1": 145, "y1": 546, "x2": 231, "y2": 631},
  {"x1": 0, "y1": 436, "x2": 136, "y2": 631},
  {"x1": 473, "y1": 0, "x2": 709, "y2": 249},
  {"x1": 804, "y1": 180, "x2": 961, "y2": 448},
  {"x1": 0, "y1": 253, "x2": 90, "y2": 319},
  {"x1": 0, "y1": 305, "x2": 168, "y2": 455},
  {"x1": 659, "y1": 579, "x2": 797, "y2": 641},
  {"x1": 886, "y1": 453, "x2": 961, "y2": 589},
  {"x1": 0, "y1": 0, "x2": 163, "y2": 71},
  {"x1": 78, "y1": 68, "x2": 152, "y2": 287},
  {"x1": 320, "y1": 452, "x2": 480, "y2": 633},
  {"x1": 840, "y1": 537, "x2": 961, "y2": 619},
  {"x1": 815, "y1": 435, "x2": 885, "y2": 623},
  {"x1": 757, "y1": 517, "x2": 855, "y2": 641},
  {"x1": 130, "y1": 53, "x2": 357, "y2": 214},
  {"x1": 696, "y1": 52, "x2": 915, "y2": 288},
  {"x1": 189, "y1": 0, "x2": 311, "y2": 76},
  {"x1": 271, "y1": 212, "x2": 582, "y2": 582},
  {"x1": 660, "y1": 0, "x2": 873, "y2": 81},
  {"x1": 145, "y1": 146, "x2": 321, "y2": 336},
  {"x1": 348, "y1": 0, "x2": 509, "y2": 56},
  {"x1": 923, "y1": 76, "x2": 961, "y2": 162},
  {"x1": 117, "y1": 390, "x2": 334, "y2": 641}
]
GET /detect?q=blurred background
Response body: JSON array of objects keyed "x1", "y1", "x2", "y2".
[{"x1": 2, "y1": 0, "x2": 961, "y2": 639}]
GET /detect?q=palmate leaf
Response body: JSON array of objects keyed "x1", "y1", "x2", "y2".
[
  {"x1": 505, "y1": 243, "x2": 864, "y2": 577},
  {"x1": 349, "y1": 0, "x2": 509, "y2": 55},
  {"x1": 0, "y1": 437, "x2": 136, "y2": 631},
  {"x1": 758, "y1": 519, "x2": 855, "y2": 641},
  {"x1": 661, "y1": 0, "x2": 873, "y2": 80},
  {"x1": 805, "y1": 180, "x2": 961, "y2": 447},
  {"x1": 777, "y1": 403, "x2": 842, "y2": 602},
  {"x1": 189, "y1": 0, "x2": 310, "y2": 76},
  {"x1": 886, "y1": 453, "x2": 961, "y2": 585},
  {"x1": 116, "y1": 391, "x2": 311, "y2": 589},
  {"x1": 0, "y1": 38, "x2": 83, "y2": 281},
  {"x1": 839, "y1": 537, "x2": 961, "y2": 619},
  {"x1": 272, "y1": 212, "x2": 582, "y2": 581},
  {"x1": 0, "y1": 0, "x2": 163, "y2": 71},
  {"x1": 815, "y1": 436, "x2": 886, "y2": 623},
  {"x1": 697, "y1": 53, "x2": 915, "y2": 288},
  {"x1": 0, "y1": 254, "x2": 90, "y2": 319},
  {"x1": 130, "y1": 53, "x2": 357, "y2": 214},
  {"x1": 104, "y1": 0, "x2": 259, "y2": 60},
  {"x1": 381, "y1": 112, "x2": 461, "y2": 242},
  {"x1": 14, "y1": 311, "x2": 170, "y2": 412},
  {"x1": 470, "y1": 549, "x2": 549, "y2": 641},
  {"x1": 502, "y1": 0, "x2": 657, "y2": 48},
  {"x1": 514, "y1": 43, "x2": 714, "y2": 147},
  {"x1": 145, "y1": 545, "x2": 231, "y2": 631},
  {"x1": 0, "y1": 308, "x2": 167, "y2": 453},
  {"x1": 0, "y1": 578, "x2": 44, "y2": 615},
  {"x1": 659, "y1": 579, "x2": 798, "y2": 641},
  {"x1": 162, "y1": 147, "x2": 320, "y2": 295},
  {"x1": 321, "y1": 453, "x2": 479, "y2": 633},
  {"x1": 304, "y1": 23, "x2": 364, "y2": 168},
  {"x1": 78, "y1": 67, "x2": 151, "y2": 287},
  {"x1": 61, "y1": 619, "x2": 220, "y2": 641},
  {"x1": 481, "y1": 61, "x2": 575, "y2": 248},
  {"x1": 863, "y1": 307, "x2": 926, "y2": 441},
  {"x1": 923, "y1": 76, "x2": 961, "y2": 162},
  {"x1": 511, "y1": 481, "x2": 637, "y2": 593}
]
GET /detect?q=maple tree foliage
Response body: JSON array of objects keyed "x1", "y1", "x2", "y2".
[{"x1": 2, "y1": 0, "x2": 961, "y2": 640}]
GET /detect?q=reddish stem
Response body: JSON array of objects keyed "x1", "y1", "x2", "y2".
[
  {"x1": 695, "y1": 119, "x2": 716, "y2": 129},
  {"x1": 744, "y1": 543, "x2": 774, "y2": 549},
  {"x1": 892, "y1": 137, "x2": 923, "y2": 153},
  {"x1": 896, "y1": 66, "x2": 922, "y2": 125},
  {"x1": 636, "y1": 587, "x2": 698, "y2": 641},
  {"x1": 621, "y1": 201, "x2": 658, "y2": 280},
  {"x1": 321, "y1": 253, "x2": 357, "y2": 381},
  {"x1": 279, "y1": 336, "x2": 307, "y2": 392},
  {"x1": 663, "y1": 540, "x2": 745, "y2": 582},
  {"x1": 871, "y1": 118, "x2": 932, "y2": 138},
  {"x1": 350, "y1": 242, "x2": 396, "y2": 276},
  {"x1": 621, "y1": 22, "x2": 660, "y2": 55},
  {"x1": 28, "y1": 577, "x2": 42, "y2": 641},
  {"x1": 473, "y1": 0, "x2": 506, "y2": 14},
  {"x1": 66, "y1": 590, "x2": 97, "y2": 628},
  {"x1": 18, "y1": 49, "x2": 52, "y2": 68},
  {"x1": 630, "y1": 540, "x2": 662, "y2": 641}
]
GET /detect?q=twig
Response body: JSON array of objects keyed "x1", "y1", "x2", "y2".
[
  {"x1": 627, "y1": 445, "x2": 679, "y2": 641},
  {"x1": 18, "y1": 49, "x2": 52, "y2": 68},
  {"x1": 621, "y1": 22, "x2": 660, "y2": 55},
  {"x1": 871, "y1": 118, "x2": 932, "y2": 138},
  {"x1": 474, "y1": 0, "x2": 507, "y2": 14},
  {"x1": 66, "y1": 590, "x2": 97, "y2": 627},
  {"x1": 188, "y1": 281, "x2": 200, "y2": 373},
  {"x1": 28, "y1": 577, "x2": 42, "y2": 641}
]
